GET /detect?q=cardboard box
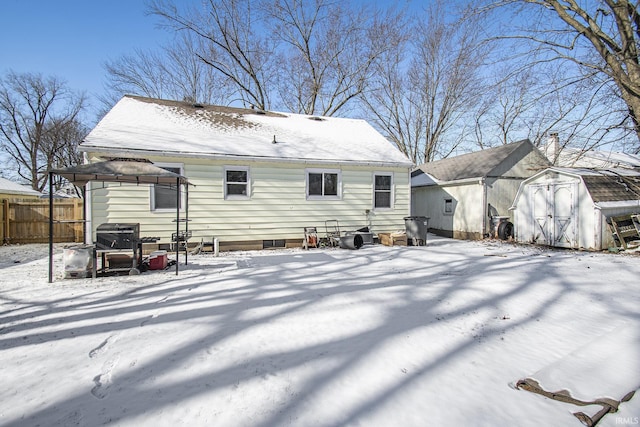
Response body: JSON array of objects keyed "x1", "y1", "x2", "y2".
[{"x1": 379, "y1": 232, "x2": 407, "y2": 246}]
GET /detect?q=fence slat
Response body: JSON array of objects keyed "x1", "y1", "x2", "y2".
[{"x1": 2, "y1": 198, "x2": 84, "y2": 244}]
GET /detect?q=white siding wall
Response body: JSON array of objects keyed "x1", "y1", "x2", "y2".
[
  {"x1": 411, "y1": 183, "x2": 484, "y2": 236},
  {"x1": 89, "y1": 156, "x2": 410, "y2": 244}
]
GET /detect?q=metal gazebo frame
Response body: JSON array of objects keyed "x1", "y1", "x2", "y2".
[{"x1": 48, "y1": 159, "x2": 192, "y2": 283}]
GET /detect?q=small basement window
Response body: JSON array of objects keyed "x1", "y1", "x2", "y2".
[{"x1": 263, "y1": 239, "x2": 286, "y2": 249}]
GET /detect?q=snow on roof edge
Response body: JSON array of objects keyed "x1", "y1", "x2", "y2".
[{"x1": 80, "y1": 146, "x2": 414, "y2": 168}]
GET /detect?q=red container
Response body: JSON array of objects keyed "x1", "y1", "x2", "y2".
[{"x1": 149, "y1": 250, "x2": 168, "y2": 270}]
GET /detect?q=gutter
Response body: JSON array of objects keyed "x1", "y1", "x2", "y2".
[{"x1": 79, "y1": 147, "x2": 415, "y2": 169}]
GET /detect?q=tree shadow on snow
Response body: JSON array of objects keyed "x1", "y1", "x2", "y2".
[{"x1": 0, "y1": 239, "x2": 638, "y2": 426}]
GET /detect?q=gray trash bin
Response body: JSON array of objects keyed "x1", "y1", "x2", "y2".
[{"x1": 404, "y1": 216, "x2": 429, "y2": 246}]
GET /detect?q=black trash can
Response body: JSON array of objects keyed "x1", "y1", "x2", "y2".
[{"x1": 404, "y1": 216, "x2": 429, "y2": 246}]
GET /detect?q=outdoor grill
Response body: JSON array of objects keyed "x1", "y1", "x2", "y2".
[{"x1": 96, "y1": 223, "x2": 140, "y2": 250}]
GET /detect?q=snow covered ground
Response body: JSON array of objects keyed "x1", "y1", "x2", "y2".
[{"x1": 0, "y1": 235, "x2": 639, "y2": 427}]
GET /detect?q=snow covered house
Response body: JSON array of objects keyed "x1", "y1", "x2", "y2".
[
  {"x1": 0, "y1": 177, "x2": 41, "y2": 200},
  {"x1": 79, "y1": 95, "x2": 413, "y2": 250},
  {"x1": 510, "y1": 167, "x2": 640, "y2": 250},
  {"x1": 411, "y1": 140, "x2": 550, "y2": 240},
  {"x1": 543, "y1": 133, "x2": 640, "y2": 170}
]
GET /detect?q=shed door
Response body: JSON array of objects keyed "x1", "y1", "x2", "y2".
[{"x1": 530, "y1": 183, "x2": 577, "y2": 248}]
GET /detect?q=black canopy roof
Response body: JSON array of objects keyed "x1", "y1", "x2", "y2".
[{"x1": 50, "y1": 159, "x2": 191, "y2": 186}]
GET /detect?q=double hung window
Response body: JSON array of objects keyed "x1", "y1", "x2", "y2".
[
  {"x1": 373, "y1": 174, "x2": 393, "y2": 209},
  {"x1": 225, "y1": 167, "x2": 250, "y2": 199},
  {"x1": 151, "y1": 164, "x2": 183, "y2": 211},
  {"x1": 306, "y1": 169, "x2": 341, "y2": 199}
]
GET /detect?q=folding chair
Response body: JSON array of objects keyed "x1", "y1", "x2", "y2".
[{"x1": 325, "y1": 219, "x2": 340, "y2": 247}]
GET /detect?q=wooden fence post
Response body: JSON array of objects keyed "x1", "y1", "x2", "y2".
[
  {"x1": 2, "y1": 199, "x2": 8, "y2": 244},
  {"x1": 74, "y1": 199, "x2": 83, "y2": 242}
]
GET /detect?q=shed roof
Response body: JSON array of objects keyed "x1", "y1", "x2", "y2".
[
  {"x1": 0, "y1": 177, "x2": 41, "y2": 197},
  {"x1": 555, "y1": 168, "x2": 640, "y2": 203},
  {"x1": 80, "y1": 95, "x2": 413, "y2": 167},
  {"x1": 412, "y1": 140, "x2": 537, "y2": 182}
]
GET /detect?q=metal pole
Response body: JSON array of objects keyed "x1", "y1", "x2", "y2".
[
  {"x1": 185, "y1": 182, "x2": 189, "y2": 266},
  {"x1": 48, "y1": 172, "x2": 54, "y2": 283},
  {"x1": 175, "y1": 177, "x2": 180, "y2": 275}
]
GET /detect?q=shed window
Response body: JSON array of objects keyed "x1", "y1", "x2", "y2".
[
  {"x1": 151, "y1": 164, "x2": 182, "y2": 211},
  {"x1": 374, "y1": 174, "x2": 393, "y2": 209},
  {"x1": 225, "y1": 167, "x2": 250, "y2": 199},
  {"x1": 306, "y1": 169, "x2": 341, "y2": 199},
  {"x1": 444, "y1": 198, "x2": 453, "y2": 214}
]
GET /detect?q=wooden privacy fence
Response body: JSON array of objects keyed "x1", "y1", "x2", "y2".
[{"x1": 1, "y1": 198, "x2": 84, "y2": 244}]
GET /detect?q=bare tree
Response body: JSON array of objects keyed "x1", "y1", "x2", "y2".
[
  {"x1": 149, "y1": 0, "x2": 276, "y2": 110},
  {"x1": 102, "y1": 32, "x2": 231, "y2": 111},
  {"x1": 0, "y1": 71, "x2": 87, "y2": 192},
  {"x1": 479, "y1": 0, "x2": 640, "y2": 152},
  {"x1": 265, "y1": 0, "x2": 402, "y2": 116},
  {"x1": 362, "y1": 1, "x2": 489, "y2": 164}
]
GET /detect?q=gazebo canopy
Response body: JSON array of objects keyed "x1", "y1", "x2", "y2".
[
  {"x1": 51, "y1": 159, "x2": 191, "y2": 186},
  {"x1": 48, "y1": 159, "x2": 192, "y2": 283}
]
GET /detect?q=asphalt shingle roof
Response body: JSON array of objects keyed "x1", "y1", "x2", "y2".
[{"x1": 414, "y1": 140, "x2": 532, "y2": 182}]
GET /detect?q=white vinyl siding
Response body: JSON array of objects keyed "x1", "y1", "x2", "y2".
[{"x1": 88, "y1": 155, "x2": 410, "y2": 244}]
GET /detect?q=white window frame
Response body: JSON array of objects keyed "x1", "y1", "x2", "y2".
[
  {"x1": 305, "y1": 168, "x2": 342, "y2": 200},
  {"x1": 224, "y1": 166, "x2": 251, "y2": 200},
  {"x1": 372, "y1": 172, "x2": 394, "y2": 210},
  {"x1": 150, "y1": 162, "x2": 185, "y2": 212}
]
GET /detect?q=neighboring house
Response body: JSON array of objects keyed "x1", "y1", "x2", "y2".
[
  {"x1": 0, "y1": 177, "x2": 41, "y2": 200},
  {"x1": 79, "y1": 95, "x2": 413, "y2": 250},
  {"x1": 543, "y1": 133, "x2": 640, "y2": 169},
  {"x1": 510, "y1": 167, "x2": 640, "y2": 250},
  {"x1": 411, "y1": 140, "x2": 550, "y2": 240}
]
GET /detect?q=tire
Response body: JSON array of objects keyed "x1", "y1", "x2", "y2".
[{"x1": 498, "y1": 221, "x2": 514, "y2": 240}]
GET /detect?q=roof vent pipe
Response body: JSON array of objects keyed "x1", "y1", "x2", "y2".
[{"x1": 272, "y1": 135, "x2": 277, "y2": 144}]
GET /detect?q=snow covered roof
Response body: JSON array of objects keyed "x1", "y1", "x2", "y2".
[
  {"x1": 80, "y1": 96, "x2": 413, "y2": 168},
  {"x1": 0, "y1": 177, "x2": 41, "y2": 197},
  {"x1": 556, "y1": 148, "x2": 640, "y2": 169},
  {"x1": 542, "y1": 135, "x2": 640, "y2": 169}
]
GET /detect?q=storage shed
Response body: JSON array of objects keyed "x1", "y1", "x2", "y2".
[
  {"x1": 411, "y1": 140, "x2": 549, "y2": 240},
  {"x1": 510, "y1": 168, "x2": 640, "y2": 250}
]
